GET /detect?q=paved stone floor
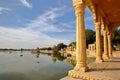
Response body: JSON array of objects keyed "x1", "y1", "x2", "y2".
[{"x1": 61, "y1": 51, "x2": 120, "y2": 80}]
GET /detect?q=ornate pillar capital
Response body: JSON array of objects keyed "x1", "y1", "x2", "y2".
[
  {"x1": 104, "y1": 30, "x2": 107, "y2": 34},
  {"x1": 74, "y1": 3, "x2": 85, "y2": 16},
  {"x1": 73, "y1": 0, "x2": 85, "y2": 7},
  {"x1": 103, "y1": 30, "x2": 107, "y2": 37},
  {"x1": 107, "y1": 32, "x2": 111, "y2": 36},
  {"x1": 95, "y1": 22, "x2": 101, "y2": 29}
]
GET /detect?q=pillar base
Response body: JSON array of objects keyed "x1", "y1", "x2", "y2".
[
  {"x1": 74, "y1": 65, "x2": 88, "y2": 72},
  {"x1": 95, "y1": 58, "x2": 103, "y2": 63},
  {"x1": 66, "y1": 69, "x2": 118, "y2": 80},
  {"x1": 103, "y1": 55, "x2": 109, "y2": 60},
  {"x1": 109, "y1": 54, "x2": 113, "y2": 58}
]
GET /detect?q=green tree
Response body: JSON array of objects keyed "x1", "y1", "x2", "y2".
[
  {"x1": 47, "y1": 47, "x2": 52, "y2": 50},
  {"x1": 112, "y1": 28, "x2": 120, "y2": 45},
  {"x1": 69, "y1": 42, "x2": 76, "y2": 47},
  {"x1": 57, "y1": 43, "x2": 67, "y2": 50},
  {"x1": 68, "y1": 29, "x2": 95, "y2": 48},
  {"x1": 86, "y1": 29, "x2": 96, "y2": 48},
  {"x1": 40, "y1": 47, "x2": 52, "y2": 50}
]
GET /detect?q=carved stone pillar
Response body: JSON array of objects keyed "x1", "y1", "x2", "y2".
[
  {"x1": 95, "y1": 22, "x2": 103, "y2": 63},
  {"x1": 74, "y1": 3, "x2": 88, "y2": 72},
  {"x1": 108, "y1": 34, "x2": 112, "y2": 57},
  {"x1": 103, "y1": 30, "x2": 109, "y2": 59}
]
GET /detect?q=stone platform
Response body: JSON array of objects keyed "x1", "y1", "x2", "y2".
[{"x1": 61, "y1": 51, "x2": 120, "y2": 80}]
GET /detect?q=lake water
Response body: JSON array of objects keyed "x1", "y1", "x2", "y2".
[{"x1": 0, "y1": 51, "x2": 73, "y2": 80}]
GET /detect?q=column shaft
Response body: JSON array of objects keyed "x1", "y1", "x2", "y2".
[
  {"x1": 95, "y1": 22, "x2": 103, "y2": 63},
  {"x1": 108, "y1": 34, "x2": 112, "y2": 57},
  {"x1": 74, "y1": 4, "x2": 88, "y2": 72},
  {"x1": 103, "y1": 30, "x2": 109, "y2": 59}
]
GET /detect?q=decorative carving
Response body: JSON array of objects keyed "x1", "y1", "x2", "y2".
[
  {"x1": 74, "y1": 4, "x2": 85, "y2": 16},
  {"x1": 68, "y1": 70, "x2": 117, "y2": 80},
  {"x1": 94, "y1": 22, "x2": 100, "y2": 29},
  {"x1": 73, "y1": 0, "x2": 84, "y2": 7}
]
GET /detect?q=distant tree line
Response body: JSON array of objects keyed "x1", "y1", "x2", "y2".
[
  {"x1": 0, "y1": 48, "x2": 33, "y2": 51},
  {"x1": 40, "y1": 43, "x2": 67, "y2": 51},
  {"x1": 40, "y1": 47, "x2": 52, "y2": 50}
]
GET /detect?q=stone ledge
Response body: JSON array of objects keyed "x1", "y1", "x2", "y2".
[
  {"x1": 68, "y1": 70, "x2": 119, "y2": 80},
  {"x1": 60, "y1": 76, "x2": 82, "y2": 80}
]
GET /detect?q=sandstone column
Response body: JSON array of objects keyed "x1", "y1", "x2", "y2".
[
  {"x1": 74, "y1": 3, "x2": 88, "y2": 72},
  {"x1": 95, "y1": 22, "x2": 103, "y2": 63},
  {"x1": 108, "y1": 34, "x2": 112, "y2": 57},
  {"x1": 103, "y1": 30, "x2": 109, "y2": 59}
]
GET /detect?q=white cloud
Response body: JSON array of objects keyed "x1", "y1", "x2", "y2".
[
  {"x1": 25, "y1": 7, "x2": 65, "y2": 32},
  {"x1": 0, "y1": 26, "x2": 70, "y2": 49},
  {"x1": 19, "y1": 0, "x2": 32, "y2": 8},
  {"x1": 0, "y1": 27, "x2": 38, "y2": 42},
  {"x1": 0, "y1": 7, "x2": 11, "y2": 14},
  {"x1": 59, "y1": 21, "x2": 76, "y2": 32},
  {"x1": 0, "y1": 7, "x2": 72, "y2": 48}
]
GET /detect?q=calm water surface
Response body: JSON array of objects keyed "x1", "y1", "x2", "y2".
[{"x1": 0, "y1": 51, "x2": 73, "y2": 80}]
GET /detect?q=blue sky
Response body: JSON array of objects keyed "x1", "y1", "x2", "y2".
[{"x1": 0, "y1": 0, "x2": 94, "y2": 48}]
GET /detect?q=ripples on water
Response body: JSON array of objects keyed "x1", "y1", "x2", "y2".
[{"x1": 0, "y1": 51, "x2": 73, "y2": 80}]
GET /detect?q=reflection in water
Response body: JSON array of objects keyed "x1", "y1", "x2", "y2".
[
  {"x1": 20, "y1": 51, "x2": 23, "y2": 57},
  {"x1": 31, "y1": 51, "x2": 40, "y2": 58},
  {"x1": 67, "y1": 56, "x2": 76, "y2": 66},
  {"x1": 9, "y1": 51, "x2": 12, "y2": 54},
  {"x1": 52, "y1": 57, "x2": 57, "y2": 63},
  {"x1": 0, "y1": 51, "x2": 96, "y2": 80},
  {"x1": 51, "y1": 52, "x2": 66, "y2": 62},
  {"x1": 36, "y1": 53, "x2": 40, "y2": 58},
  {"x1": 37, "y1": 61, "x2": 40, "y2": 64},
  {"x1": 67, "y1": 56, "x2": 96, "y2": 66},
  {"x1": 20, "y1": 54, "x2": 23, "y2": 57},
  {"x1": 0, "y1": 51, "x2": 73, "y2": 80},
  {"x1": 32, "y1": 51, "x2": 67, "y2": 63}
]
